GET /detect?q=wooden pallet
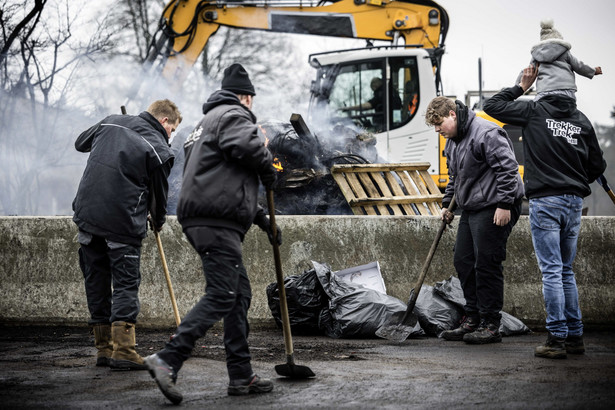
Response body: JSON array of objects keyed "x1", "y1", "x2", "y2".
[{"x1": 331, "y1": 162, "x2": 444, "y2": 216}]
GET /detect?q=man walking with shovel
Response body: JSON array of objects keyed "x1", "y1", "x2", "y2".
[
  {"x1": 145, "y1": 63, "x2": 280, "y2": 404},
  {"x1": 425, "y1": 97, "x2": 524, "y2": 344},
  {"x1": 73, "y1": 99, "x2": 182, "y2": 370}
]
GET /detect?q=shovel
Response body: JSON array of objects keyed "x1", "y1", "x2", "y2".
[
  {"x1": 154, "y1": 230, "x2": 181, "y2": 327},
  {"x1": 266, "y1": 189, "x2": 315, "y2": 379},
  {"x1": 375, "y1": 195, "x2": 456, "y2": 342},
  {"x1": 597, "y1": 175, "x2": 615, "y2": 206}
]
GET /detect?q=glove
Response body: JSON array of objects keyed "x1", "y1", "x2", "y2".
[
  {"x1": 260, "y1": 171, "x2": 277, "y2": 190},
  {"x1": 254, "y1": 212, "x2": 282, "y2": 246},
  {"x1": 147, "y1": 215, "x2": 164, "y2": 232}
]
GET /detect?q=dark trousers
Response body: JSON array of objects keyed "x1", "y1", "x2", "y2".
[
  {"x1": 158, "y1": 226, "x2": 253, "y2": 381},
  {"x1": 453, "y1": 202, "x2": 521, "y2": 325},
  {"x1": 78, "y1": 233, "x2": 142, "y2": 324}
]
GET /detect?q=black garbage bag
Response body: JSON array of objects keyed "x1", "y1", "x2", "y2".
[
  {"x1": 414, "y1": 286, "x2": 463, "y2": 336},
  {"x1": 313, "y1": 261, "x2": 422, "y2": 338},
  {"x1": 433, "y1": 276, "x2": 531, "y2": 336},
  {"x1": 433, "y1": 276, "x2": 466, "y2": 307},
  {"x1": 266, "y1": 267, "x2": 329, "y2": 335}
]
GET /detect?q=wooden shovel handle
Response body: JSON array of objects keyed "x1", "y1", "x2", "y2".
[
  {"x1": 266, "y1": 189, "x2": 294, "y2": 358},
  {"x1": 403, "y1": 195, "x2": 456, "y2": 319}
]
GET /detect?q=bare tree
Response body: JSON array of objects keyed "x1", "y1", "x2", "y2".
[
  {"x1": 202, "y1": 27, "x2": 298, "y2": 85},
  {"x1": 0, "y1": 0, "x2": 115, "y2": 215},
  {"x1": 111, "y1": 0, "x2": 160, "y2": 62},
  {"x1": 112, "y1": 1, "x2": 304, "y2": 105},
  {"x1": 0, "y1": 0, "x2": 47, "y2": 92}
]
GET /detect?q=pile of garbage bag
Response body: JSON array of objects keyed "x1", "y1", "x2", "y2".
[{"x1": 266, "y1": 261, "x2": 530, "y2": 339}]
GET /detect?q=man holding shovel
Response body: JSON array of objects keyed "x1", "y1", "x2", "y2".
[
  {"x1": 425, "y1": 97, "x2": 524, "y2": 344},
  {"x1": 484, "y1": 65, "x2": 607, "y2": 358},
  {"x1": 145, "y1": 63, "x2": 280, "y2": 404},
  {"x1": 73, "y1": 99, "x2": 182, "y2": 370}
]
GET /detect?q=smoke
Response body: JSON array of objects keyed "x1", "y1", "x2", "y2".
[
  {"x1": 0, "y1": 90, "x2": 91, "y2": 215},
  {"x1": 0, "y1": 49, "x2": 214, "y2": 216}
]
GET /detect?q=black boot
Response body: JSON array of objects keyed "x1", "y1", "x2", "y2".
[
  {"x1": 228, "y1": 374, "x2": 273, "y2": 396},
  {"x1": 441, "y1": 315, "x2": 480, "y2": 341},
  {"x1": 535, "y1": 332, "x2": 567, "y2": 359},
  {"x1": 463, "y1": 320, "x2": 502, "y2": 344},
  {"x1": 145, "y1": 354, "x2": 183, "y2": 405},
  {"x1": 565, "y1": 335, "x2": 585, "y2": 355}
]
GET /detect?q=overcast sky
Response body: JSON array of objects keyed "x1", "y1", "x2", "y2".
[{"x1": 436, "y1": 0, "x2": 614, "y2": 125}]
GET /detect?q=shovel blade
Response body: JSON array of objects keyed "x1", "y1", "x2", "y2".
[
  {"x1": 375, "y1": 310, "x2": 418, "y2": 342},
  {"x1": 275, "y1": 363, "x2": 315, "y2": 379}
]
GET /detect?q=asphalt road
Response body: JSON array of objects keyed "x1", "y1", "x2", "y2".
[{"x1": 1, "y1": 325, "x2": 614, "y2": 409}]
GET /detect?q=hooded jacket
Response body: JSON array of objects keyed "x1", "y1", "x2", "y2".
[
  {"x1": 72, "y1": 112, "x2": 174, "y2": 245},
  {"x1": 177, "y1": 90, "x2": 275, "y2": 235},
  {"x1": 442, "y1": 101, "x2": 524, "y2": 211},
  {"x1": 516, "y1": 39, "x2": 596, "y2": 93},
  {"x1": 483, "y1": 85, "x2": 606, "y2": 199}
]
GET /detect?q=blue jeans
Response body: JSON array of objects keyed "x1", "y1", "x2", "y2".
[{"x1": 529, "y1": 195, "x2": 583, "y2": 338}]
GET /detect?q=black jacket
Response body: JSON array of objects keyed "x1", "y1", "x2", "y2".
[
  {"x1": 72, "y1": 112, "x2": 174, "y2": 245},
  {"x1": 177, "y1": 90, "x2": 275, "y2": 235},
  {"x1": 484, "y1": 85, "x2": 606, "y2": 199}
]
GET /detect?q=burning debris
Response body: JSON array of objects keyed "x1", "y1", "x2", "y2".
[
  {"x1": 258, "y1": 113, "x2": 382, "y2": 214},
  {"x1": 168, "y1": 114, "x2": 383, "y2": 216}
]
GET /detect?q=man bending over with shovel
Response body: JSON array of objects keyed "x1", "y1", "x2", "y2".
[
  {"x1": 144, "y1": 63, "x2": 280, "y2": 404},
  {"x1": 73, "y1": 99, "x2": 182, "y2": 369},
  {"x1": 425, "y1": 97, "x2": 524, "y2": 344}
]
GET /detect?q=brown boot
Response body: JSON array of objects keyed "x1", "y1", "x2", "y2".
[
  {"x1": 535, "y1": 332, "x2": 567, "y2": 359},
  {"x1": 92, "y1": 323, "x2": 112, "y2": 367},
  {"x1": 110, "y1": 321, "x2": 147, "y2": 370}
]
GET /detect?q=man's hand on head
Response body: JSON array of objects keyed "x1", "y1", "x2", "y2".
[{"x1": 519, "y1": 64, "x2": 538, "y2": 92}]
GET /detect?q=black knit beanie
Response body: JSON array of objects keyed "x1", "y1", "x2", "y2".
[{"x1": 221, "y1": 63, "x2": 255, "y2": 96}]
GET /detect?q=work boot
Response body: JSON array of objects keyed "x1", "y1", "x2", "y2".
[
  {"x1": 463, "y1": 320, "x2": 502, "y2": 344},
  {"x1": 565, "y1": 335, "x2": 585, "y2": 355},
  {"x1": 535, "y1": 332, "x2": 567, "y2": 359},
  {"x1": 109, "y1": 321, "x2": 147, "y2": 370},
  {"x1": 441, "y1": 315, "x2": 480, "y2": 341},
  {"x1": 92, "y1": 323, "x2": 112, "y2": 367},
  {"x1": 145, "y1": 354, "x2": 183, "y2": 405},
  {"x1": 228, "y1": 374, "x2": 274, "y2": 396}
]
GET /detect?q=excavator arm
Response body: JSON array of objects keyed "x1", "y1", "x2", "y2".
[{"x1": 149, "y1": 0, "x2": 449, "y2": 87}]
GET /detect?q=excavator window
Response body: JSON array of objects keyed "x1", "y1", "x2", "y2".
[
  {"x1": 390, "y1": 56, "x2": 420, "y2": 127},
  {"x1": 330, "y1": 57, "x2": 418, "y2": 134}
]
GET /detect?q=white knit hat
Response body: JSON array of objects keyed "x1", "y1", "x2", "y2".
[{"x1": 540, "y1": 19, "x2": 563, "y2": 41}]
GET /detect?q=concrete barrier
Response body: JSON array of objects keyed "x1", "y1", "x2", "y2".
[{"x1": 1, "y1": 216, "x2": 614, "y2": 330}]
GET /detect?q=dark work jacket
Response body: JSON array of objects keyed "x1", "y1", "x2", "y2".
[
  {"x1": 177, "y1": 90, "x2": 276, "y2": 235},
  {"x1": 72, "y1": 112, "x2": 174, "y2": 245},
  {"x1": 442, "y1": 102, "x2": 524, "y2": 211},
  {"x1": 484, "y1": 86, "x2": 606, "y2": 199}
]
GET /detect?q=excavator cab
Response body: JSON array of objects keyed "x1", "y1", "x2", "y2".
[
  {"x1": 307, "y1": 46, "x2": 441, "y2": 182},
  {"x1": 309, "y1": 49, "x2": 421, "y2": 135}
]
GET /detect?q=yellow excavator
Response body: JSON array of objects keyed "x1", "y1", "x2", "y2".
[
  {"x1": 143, "y1": 0, "x2": 452, "y2": 190},
  {"x1": 152, "y1": 1, "x2": 448, "y2": 85}
]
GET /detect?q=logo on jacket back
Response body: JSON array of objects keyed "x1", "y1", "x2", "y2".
[
  {"x1": 545, "y1": 119, "x2": 580, "y2": 145},
  {"x1": 184, "y1": 126, "x2": 202, "y2": 148}
]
